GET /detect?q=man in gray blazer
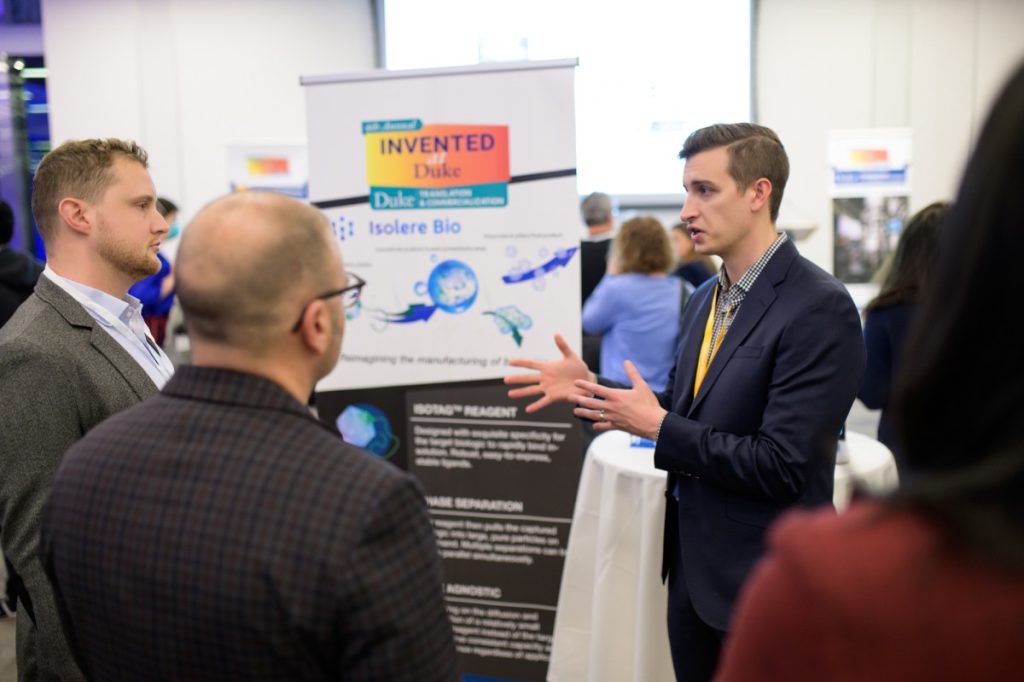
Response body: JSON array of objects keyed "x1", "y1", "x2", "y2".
[{"x1": 0, "y1": 138, "x2": 173, "y2": 680}]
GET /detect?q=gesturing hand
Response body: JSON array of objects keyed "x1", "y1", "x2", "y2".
[
  {"x1": 504, "y1": 333, "x2": 594, "y2": 414},
  {"x1": 569, "y1": 360, "x2": 667, "y2": 439}
]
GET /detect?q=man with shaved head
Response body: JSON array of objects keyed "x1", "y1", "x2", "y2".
[{"x1": 40, "y1": 192, "x2": 459, "y2": 681}]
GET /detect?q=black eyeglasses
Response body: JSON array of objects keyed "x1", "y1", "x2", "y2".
[{"x1": 291, "y1": 273, "x2": 366, "y2": 332}]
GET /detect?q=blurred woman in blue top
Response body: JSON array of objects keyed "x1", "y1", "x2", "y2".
[{"x1": 582, "y1": 216, "x2": 682, "y2": 392}]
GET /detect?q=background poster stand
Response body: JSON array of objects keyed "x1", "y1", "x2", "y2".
[
  {"x1": 828, "y1": 128, "x2": 913, "y2": 285},
  {"x1": 302, "y1": 60, "x2": 582, "y2": 680}
]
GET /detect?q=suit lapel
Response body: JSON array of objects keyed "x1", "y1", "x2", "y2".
[
  {"x1": 673, "y1": 282, "x2": 714, "y2": 414},
  {"x1": 36, "y1": 275, "x2": 158, "y2": 400},
  {"x1": 688, "y1": 241, "x2": 797, "y2": 414},
  {"x1": 88, "y1": 327, "x2": 159, "y2": 399}
]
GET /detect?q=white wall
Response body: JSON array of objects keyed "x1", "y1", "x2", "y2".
[
  {"x1": 35, "y1": 0, "x2": 1024, "y2": 273},
  {"x1": 758, "y1": 0, "x2": 1024, "y2": 271},
  {"x1": 40, "y1": 0, "x2": 375, "y2": 222}
]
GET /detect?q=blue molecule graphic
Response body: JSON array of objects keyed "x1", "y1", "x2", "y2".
[
  {"x1": 336, "y1": 404, "x2": 399, "y2": 458},
  {"x1": 427, "y1": 260, "x2": 479, "y2": 314}
]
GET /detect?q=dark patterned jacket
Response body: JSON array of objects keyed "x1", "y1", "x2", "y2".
[{"x1": 41, "y1": 365, "x2": 458, "y2": 681}]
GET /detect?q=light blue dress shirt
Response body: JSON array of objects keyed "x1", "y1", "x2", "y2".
[{"x1": 42, "y1": 268, "x2": 174, "y2": 388}]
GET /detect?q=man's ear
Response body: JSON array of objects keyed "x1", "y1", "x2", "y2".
[
  {"x1": 748, "y1": 178, "x2": 773, "y2": 214},
  {"x1": 297, "y1": 300, "x2": 330, "y2": 355},
  {"x1": 57, "y1": 198, "x2": 93, "y2": 236}
]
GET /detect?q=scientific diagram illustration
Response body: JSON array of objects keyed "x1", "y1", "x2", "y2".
[
  {"x1": 374, "y1": 259, "x2": 479, "y2": 324},
  {"x1": 483, "y1": 305, "x2": 533, "y2": 346},
  {"x1": 336, "y1": 403, "x2": 400, "y2": 458},
  {"x1": 502, "y1": 245, "x2": 577, "y2": 287}
]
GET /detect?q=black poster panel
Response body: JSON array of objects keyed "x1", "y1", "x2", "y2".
[{"x1": 316, "y1": 378, "x2": 582, "y2": 681}]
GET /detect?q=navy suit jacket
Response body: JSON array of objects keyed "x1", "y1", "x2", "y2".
[{"x1": 650, "y1": 239, "x2": 864, "y2": 631}]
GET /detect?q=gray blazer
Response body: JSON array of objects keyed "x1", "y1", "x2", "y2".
[{"x1": 0, "y1": 274, "x2": 157, "y2": 681}]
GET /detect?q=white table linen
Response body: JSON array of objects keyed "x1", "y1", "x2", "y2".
[{"x1": 548, "y1": 430, "x2": 898, "y2": 682}]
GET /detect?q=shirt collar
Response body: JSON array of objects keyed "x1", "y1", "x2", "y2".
[
  {"x1": 163, "y1": 365, "x2": 322, "y2": 422},
  {"x1": 717, "y1": 232, "x2": 789, "y2": 295},
  {"x1": 43, "y1": 266, "x2": 143, "y2": 326}
]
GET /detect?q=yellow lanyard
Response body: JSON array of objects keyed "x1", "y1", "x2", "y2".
[{"x1": 693, "y1": 285, "x2": 732, "y2": 397}]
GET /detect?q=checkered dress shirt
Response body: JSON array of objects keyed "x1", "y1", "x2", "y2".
[
  {"x1": 41, "y1": 366, "x2": 458, "y2": 682},
  {"x1": 705, "y1": 233, "x2": 789, "y2": 366}
]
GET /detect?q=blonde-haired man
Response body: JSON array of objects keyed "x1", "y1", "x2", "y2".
[{"x1": 0, "y1": 138, "x2": 172, "y2": 680}]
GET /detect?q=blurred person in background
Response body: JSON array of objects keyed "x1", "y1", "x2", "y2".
[
  {"x1": 579, "y1": 191, "x2": 616, "y2": 375},
  {"x1": 582, "y1": 216, "x2": 684, "y2": 392},
  {"x1": 858, "y1": 201, "x2": 948, "y2": 455},
  {"x1": 716, "y1": 59, "x2": 1024, "y2": 682},
  {"x1": 579, "y1": 191, "x2": 615, "y2": 305},
  {"x1": 670, "y1": 221, "x2": 716, "y2": 288},
  {"x1": 0, "y1": 198, "x2": 45, "y2": 329}
]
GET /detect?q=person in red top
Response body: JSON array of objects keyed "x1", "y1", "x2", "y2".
[{"x1": 716, "y1": 58, "x2": 1024, "y2": 682}]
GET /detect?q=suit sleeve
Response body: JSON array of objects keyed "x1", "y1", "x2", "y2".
[
  {"x1": 333, "y1": 473, "x2": 458, "y2": 682},
  {"x1": 655, "y1": 290, "x2": 865, "y2": 502},
  {"x1": 0, "y1": 344, "x2": 87, "y2": 680}
]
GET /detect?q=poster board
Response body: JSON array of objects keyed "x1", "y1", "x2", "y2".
[
  {"x1": 225, "y1": 142, "x2": 309, "y2": 198},
  {"x1": 302, "y1": 59, "x2": 582, "y2": 681},
  {"x1": 828, "y1": 129, "x2": 912, "y2": 284}
]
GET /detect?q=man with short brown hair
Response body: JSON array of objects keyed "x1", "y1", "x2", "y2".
[
  {"x1": 507, "y1": 123, "x2": 864, "y2": 681},
  {"x1": 0, "y1": 138, "x2": 172, "y2": 680}
]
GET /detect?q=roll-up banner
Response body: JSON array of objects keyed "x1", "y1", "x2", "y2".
[
  {"x1": 302, "y1": 60, "x2": 582, "y2": 681},
  {"x1": 828, "y1": 128, "x2": 912, "y2": 284}
]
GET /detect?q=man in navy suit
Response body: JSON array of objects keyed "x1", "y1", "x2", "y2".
[{"x1": 506, "y1": 123, "x2": 864, "y2": 681}]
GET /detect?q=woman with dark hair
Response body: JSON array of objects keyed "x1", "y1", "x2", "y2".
[
  {"x1": 858, "y1": 201, "x2": 948, "y2": 453},
  {"x1": 715, "y1": 60, "x2": 1024, "y2": 681},
  {"x1": 582, "y1": 216, "x2": 683, "y2": 391}
]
